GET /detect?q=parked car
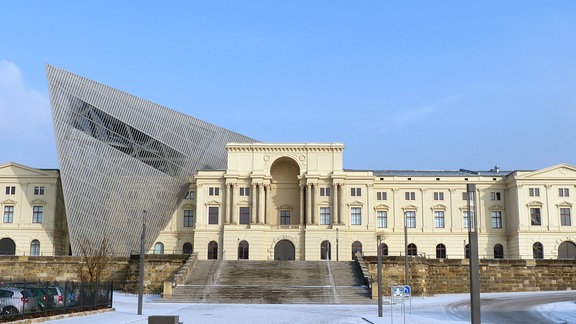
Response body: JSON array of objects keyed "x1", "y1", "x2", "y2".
[
  {"x1": 0, "y1": 287, "x2": 39, "y2": 317},
  {"x1": 47, "y1": 286, "x2": 64, "y2": 308},
  {"x1": 25, "y1": 286, "x2": 55, "y2": 310}
]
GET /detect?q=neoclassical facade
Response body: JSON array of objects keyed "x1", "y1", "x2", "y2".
[
  {"x1": 0, "y1": 162, "x2": 68, "y2": 256},
  {"x1": 155, "y1": 143, "x2": 576, "y2": 261}
]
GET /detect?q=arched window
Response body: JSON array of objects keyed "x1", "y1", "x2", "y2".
[
  {"x1": 558, "y1": 241, "x2": 576, "y2": 259},
  {"x1": 351, "y1": 241, "x2": 362, "y2": 260},
  {"x1": 238, "y1": 240, "x2": 249, "y2": 260},
  {"x1": 532, "y1": 242, "x2": 544, "y2": 259},
  {"x1": 0, "y1": 238, "x2": 16, "y2": 255},
  {"x1": 494, "y1": 244, "x2": 504, "y2": 259},
  {"x1": 436, "y1": 243, "x2": 446, "y2": 259},
  {"x1": 407, "y1": 243, "x2": 417, "y2": 256},
  {"x1": 465, "y1": 244, "x2": 470, "y2": 259},
  {"x1": 154, "y1": 242, "x2": 164, "y2": 254},
  {"x1": 182, "y1": 242, "x2": 193, "y2": 254},
  {"x1": 379, "y1": 243, "x2": 388, "y2": 257},
  {"x1": 320, "y1": 240, "x2": 331, "y2": 260},
  {"x1": 208, "y1": 241, "x2": 218, "y2": 260},
  {"x1": 30, "y1": 240, "x2": 40, "y2": 256}
]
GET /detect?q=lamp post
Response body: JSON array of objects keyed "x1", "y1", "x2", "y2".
[
  {"x1": 404, "y1": 213, "x2": 409, "y2": 286},
  {"x1": 377, "y1": 234, "x2": 383, "y2": 317},
  {"x1": 467, "y1": 184, "x2": 481, "y2": 324},
  {"x1": 336, "y1": 228, "x2": 339, "y2": 261},
  {"x1": 137, "y1": 210, "x2": 146, "y2": 315}
]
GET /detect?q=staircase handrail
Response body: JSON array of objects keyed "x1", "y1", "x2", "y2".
[{"x1": 173, "y1": 252, "x2": 199, "y2": 286}]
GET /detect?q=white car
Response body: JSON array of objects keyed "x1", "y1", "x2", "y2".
[{"x1": 0, "y1": 287, "x2": 39, "y2": 317}]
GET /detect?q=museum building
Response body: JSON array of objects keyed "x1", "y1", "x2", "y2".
[{"x1": 1, "y1": 65, "x2": 575, "y2": 260}]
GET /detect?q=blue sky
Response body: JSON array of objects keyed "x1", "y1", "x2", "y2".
[{"x1": 1, "y1": 1, "x2": 575, "y2": 171}]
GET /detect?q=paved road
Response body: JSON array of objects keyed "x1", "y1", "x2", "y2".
[{"x1": 445, "y1": 291, "x2": 576, "y2": 324}]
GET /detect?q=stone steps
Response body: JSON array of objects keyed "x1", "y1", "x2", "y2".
[{"x1": 162, "y1": 260, "x2": 373, "y2": 304}]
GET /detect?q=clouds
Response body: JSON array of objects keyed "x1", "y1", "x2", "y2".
[{"x1": 0, "y1": 60, "x2": 57, "y2": 168}]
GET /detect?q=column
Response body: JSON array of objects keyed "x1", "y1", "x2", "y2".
[
  {"x1": 299, "y1": 184, "x2": 305, "y2": 226},
  {"x1": 338, "y1": 184, "x2": 345, "y2": 224},
  {"x1": 225, "y1": 183, "x2": 231, "y2": 224},
  {"x1": 312, "y1": 184, "x2": 319, "y2": 225},
  {"x1": 251, "y1": 182, "x2": 257, "y2": 224},
  {"x1": 265, "y1": 184, "x2": 271, "y2": 225},
  {"x1": 231, "y1": 184, "x2": 237, "y2": 224},
  {"x1": 258, "y1": 183, "x2": 265, "y2": 224},
  {"x1": 306, "y1": 183, "x2": 312, "y2": 225},
  {"x1": 332, "y1": 183, "x2": 339, "y2": 225}
]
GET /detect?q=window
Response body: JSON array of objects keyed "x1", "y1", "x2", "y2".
[
  {"x1": 183, "y1": 209, "x2": 194, "y2": 227},
  {"x1": 280, "y1": 210, "x2": 291, "y2": 225},
  {"x1": 405, "y1": 211, "x2": 416, "y2": 228},
  {"x1": 208, "y1": 206, "x2": 219, "y2": 224},
  {"x1": 351, "y1": 207, "x2": 362, "y2": 225},
  {"x1": 209, "y1": 187, "x2": 220, "y2": 196},
  {"x1": 239, "y1": 207, "x2": 250, "y2": 224},
  {"x1": 32, "y1": 206, "x2": 43, "y2": 223},
  {"x1": 462, "y1": 192, "x2": 475, "y2": 200},
  {"x1": 559, "y1": 188, "x2": 570, "y2": 197},
  {"x1": 5, "y1": 186, "x2": 15, "y2": 195},
  {"x1": 185, "y1": 190, "x2": 195, "y2": 200},
  {"x1": 182, "y1": 242, "x2": 193, "y2": 254},
  {"x1": 377, "y1": 211, "x2": 387, "y2": 228},
  {"x1": 465, "y1": 244, "x2": 470, "y2": 259},
  {"x1": 30, "y1": 240, "x2": 40, "y2": 256},
  {"x1": 463, "y1": 211, "x2": 475, "y2": 229},
  {"x1": 436, "y1": 243, "x2": 446, "y2": 259},
  {"x1": 3, "y1": 206, "x2": 14, "y2": 223},
  {"x1": 154, "y1": 242, "x2": 164, "y2": 254},
  {"x1": 494, "y1": 244, "x2": 504, "y2": 259},
  {"x1": 34, "y1": 186, "x2": 45, "y2": 195},
  {"x1": 320, "y1": 188, "x2": 331, "y2": 196},
  {"x1": 407, "y1": 243, "x2": 417, "y2": 256},
  {"x1": 532, "y1": 242, "x2": 544, "y2": 259},
  {"x1": 491, "y1": 211, "x2": 503, "y2": 229},
  {"x1": 529, "y1": 187, "x2": 540, "y2": 197},
  {"x1": 530, "y1": 208, "x2": 541, "y2": 226},
  {"x1": 405, "y1": 192, "x2": 416, "y2": 200},
  {"x1": 376, "y1": 192, "x2": 387, "y2": 200},
  {"x1": 320, "y1": 207, "x2": 331, "y2": 225},
  {"x1": 434, "y1": 211, "x2": 445, "y2": 228},
  {"x1": 433, "y1": 192, "x2": 444, "y2": 201},
  {"x1": 490, "y1": 192, "x2": 501, "y2": 201},
  {"x1": 239, "y1": 187, "x2": 250, "y2": 196},
  {"x1": 560, "y1": 208, "x2": 571, "y2": 226},
  {"x1": 351, "y1": 188, "x2": 362, "y2": 196}
]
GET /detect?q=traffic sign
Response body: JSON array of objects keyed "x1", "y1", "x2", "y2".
[{"x1": 404, "y1": 285, "x2": 411, "y2": 297}]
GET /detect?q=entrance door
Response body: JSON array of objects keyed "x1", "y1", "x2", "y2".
[
  {"x1": 321, "y1": 240, "x2": 331, "y2": 260},
  {"x1": 274, "y1": 240, "x2": 295, "y2": 260}
]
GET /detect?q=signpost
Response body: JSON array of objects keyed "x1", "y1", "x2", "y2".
[{"x1": 391, "y1": 285, "x2": 411, "y2": 323}]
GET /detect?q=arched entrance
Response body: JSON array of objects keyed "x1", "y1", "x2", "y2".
[
  {"x1": 182, "y1": 242, "x2": 193, "y2": 254},
  {"x1": 0, "y1": 238, "x2": 16, "y2": 255},
  {"x1": 274, "y1": 240, "x2": 295, "y2": 260},
  {"x1": 320, "y1": 240, "x2": 331, "y2": 260},
  {"x1": 238, "y1": 240, "x2": 249, "y2": 260},
  {"x1": 208, "y1": 241, "x2": 218, "y2": 260},
  {"x1": 351, "y1": 241, "x2": 362, "y2": 260},
  {"x1": 558, "y1": 241, "x2": 576, "y2": 259}
]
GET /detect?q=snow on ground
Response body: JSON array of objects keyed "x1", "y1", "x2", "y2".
[{"x1": 44, "y1": 291, "x2": 576, "y2": 324}]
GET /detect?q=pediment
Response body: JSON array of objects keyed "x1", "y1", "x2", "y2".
[
  {"x1": 182, "y1": 203, "x2": 195, "y2": 209},
  {"x1": 348, "y1": 200, "x2": 364, "y2": 207},
  {"x1": 402, "y1": 204, "x2": 418, "y2": 211},
  {"x1": 205, "y1": 199, "x2": 221, "y2": 206},
  {"x1": 30, "y1": 199, "x2": 47, "y2": 205},
  {"x1": 431, "y1": 204, "x2": 447, "y2": 210},
  {"x1": 489, "y1": 204, "x2": 505, "y2": 210},
  {"x1": 1, "y1": 199, "x2": 17, "y2": 205},
  {"x1": 374, "y1": 203, "x2": 390, "y2": 210},
  {"x1": 556, "y1": 201, "x2": 573, "y2": 207},
  {"x1": 0, "y1": 162, "x2": 54, "y2": 177},
  {"x1": 516, "y1": 164, "x2": 576, "y2": 180},
  {"x1": 526, "y1": 201, "x2": 543, "y2": 207}
]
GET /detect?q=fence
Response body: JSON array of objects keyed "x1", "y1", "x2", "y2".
[{"x1": 0, "y1": 281, "x2": 113, "y2": 322}]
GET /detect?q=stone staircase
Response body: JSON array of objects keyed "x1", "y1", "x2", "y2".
[{"x1": 162, "y1": 260, "x2": 373, "y2": 304}]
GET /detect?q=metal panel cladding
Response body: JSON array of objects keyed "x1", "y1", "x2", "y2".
[{"x1": 46, "y1": 64, "x2": 256, "y2": 256}]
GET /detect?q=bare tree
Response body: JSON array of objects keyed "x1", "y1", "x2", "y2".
[{"x1": 74, "y1": 237, "x2": 113, "y2": 283}]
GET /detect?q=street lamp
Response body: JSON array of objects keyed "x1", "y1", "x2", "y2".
[
  {"x1": 377, "y1": 234, "x2": 383, "y2": 317},
  {"x1": 336, "y1": 228, "x2": 339, "y2": 261},
  {"x1": 404, "y1": 212, "x2": 409, "y2": 286},
  {"x1": 137, "y1": 210, "x2": 146, "y2": 315},
  {"x1": 467, "y1": 184, "x2": 481, "y2": 324}
]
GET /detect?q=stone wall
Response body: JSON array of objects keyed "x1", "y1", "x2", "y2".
[
  {"x1": 0, "y1": 254, "x2": 189, "y2": 293},
  {"x1": 364, "y1": 256, "x2": 576, "y2": 296}
]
